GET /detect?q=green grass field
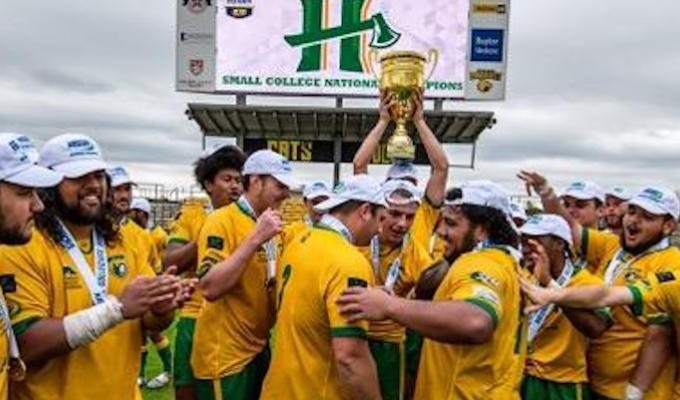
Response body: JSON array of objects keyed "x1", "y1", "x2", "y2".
[{"x1": 141, "y1": 322, "x2": 177, "y2": 400}]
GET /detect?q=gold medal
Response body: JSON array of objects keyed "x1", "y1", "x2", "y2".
[{"x1": 8, "y1": 357, "x2": 26, "y2": 381}]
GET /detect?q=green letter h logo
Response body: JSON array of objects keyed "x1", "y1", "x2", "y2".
[{"x1": 285, "y1": 0, "x2": 400, "y2": 72}]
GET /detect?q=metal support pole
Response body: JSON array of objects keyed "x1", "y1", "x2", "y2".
[
  {"x1": 434, "y1": 99, "x2": 444, "y2": 112},
  {"x1": 333, "y1": 97, "x2": 344, "y2": 186},
  {"x1": 201, "y1": 133, "x2": 206, "y2": 151},
  {"x1": 333, "y1": 136, "x2": 342, "y2": 186},
  {"x1": 470, "y1": 142, "x2": 477, "y2": 169},
  {"x1": 236, "y1": 95, "x2": 246, "y2": 148}
]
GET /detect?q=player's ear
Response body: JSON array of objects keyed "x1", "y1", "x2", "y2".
[{"x1": 662, "y1": 217, "x2": 677, "y2": 236}]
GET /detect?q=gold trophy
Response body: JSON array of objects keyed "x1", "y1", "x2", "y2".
[{"x1": 371, "y1": 50, "x2": 438, "y2": 161}]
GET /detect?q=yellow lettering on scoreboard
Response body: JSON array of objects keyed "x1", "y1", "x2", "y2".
[{"x1": 266, "y1": 140, "x2": 313, "y2": 161}]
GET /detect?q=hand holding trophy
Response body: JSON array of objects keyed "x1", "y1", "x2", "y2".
[{"x1": 371, "y1": 50, "x2": 438, "y2": 162}]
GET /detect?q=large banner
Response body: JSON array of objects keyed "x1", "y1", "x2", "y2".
[{"x1": 177, "y1": 0, "x2": 510, "y2": 100}]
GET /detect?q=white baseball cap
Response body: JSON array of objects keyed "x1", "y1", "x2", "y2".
[
  {"x1": 107, "y1": 165, "x2": 136, "y2": 188},
  {"x1": 510, "y1": 201, "x2": 528, "y2": 222},
  {"x1": 606, "y1": 186, "x2": 632, "y2": 201},
  {"x1": 562, "y1": 180, "x2": 605, "y2": 204},
  {"x1": 315, "y1": 174, "x2": 388, "y2": 211},
  {"x1": 628, "y1": 186, "x2": 680, "y2": 221},
  {"x1": 0, "y1": 133, "x2": 63, "y2": 187},
  {"x1": 383, "y1": 179, "x2": 422, "y2": 205},
  {"x1": 130, "y1": 198, "x2": 151, "y2": 215},
  {"x1": 40, "y1": 133, "x2": 107, "y2": 179},
  {"x1": 520, "y1": 214, "x2": 573, "y2": 248},
  {"x1": 447, "y1": 180, "x2": 512, "y2": 216},
  {"x1": 242, "y1": 150, "x2": 300, "y2": 190},
  {"x1": 303, "y1": 180, "x2": 331, "y2": 200},
  {"x1": 386, "y1": 162, "x2": 418, "y2": 182}
]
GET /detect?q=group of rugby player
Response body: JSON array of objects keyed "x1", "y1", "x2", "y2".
[{"x1": 0, "y1": 92, "x2": 678, "y2": 400}]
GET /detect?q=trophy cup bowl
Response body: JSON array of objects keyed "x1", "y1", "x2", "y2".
[{"x1": 372, "y1": 50, "x2": 438, "y2": 162}]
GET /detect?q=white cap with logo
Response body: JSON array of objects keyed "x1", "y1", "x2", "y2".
[
  {"x1": 562, "y1": 180, "x2": 605, "y2": 204},
  {"x1": 0, "y1": 133, "x2": 63, "y2": 187},
  {"x1": 107, "y1": 165, "x2": 136, "y2": 188},
  {"x1": 315, "y1": 174, "x2": 388, "y2": 211},
  {"x1": 383, "y1": 179, "x2": 422, "y2": 205},
  {"x1": 303, "y1": 180, "x2": 331, "y2": 200},
  {"x1": 606, "y1": 186, "x2": 633, "y2": 201},
  {"x1": 242, "y1": 150, "x2": 300, "y2": 190},
  {"x1": 386, "y1": 162, "x2": 418, "y2": 182},
  {"x1": 40, "y1": 133, "x2": 107, "y2": 179},
  {"x1": 130, "y1": 198, "x2": 152, "y2": 215},
  {"x1": 510, "y1": 200, "x2": 528, "y2": 222},
  {"x1": 628, "y1": 186, "x2": 680, "y2": 221},
  {"x1": 520, "y1": 214, "x2": 573, "y2": 248},
  {"x1": 447, "y1": 180, "x2": 512, "y2": 216}
]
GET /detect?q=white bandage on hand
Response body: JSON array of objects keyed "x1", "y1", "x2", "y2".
[
  {"x1": 624, "y1": 383, "x2": 644, "y2": 400},
  {"x1": 63, "y1": 296, "x2": 125, "y2": 349}
]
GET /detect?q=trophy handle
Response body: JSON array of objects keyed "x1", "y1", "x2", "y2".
[
  {"x1": 425, "y1": 49, "x2": 439, "y2": 81},
  {"x1": 368, "y1": 49, "x2": 381, "y2": 82}
]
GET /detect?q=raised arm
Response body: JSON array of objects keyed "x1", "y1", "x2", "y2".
[
  {"x1": 518, "y1": 171, "x2": 583, "y2": 249},
  {"x1": 353, "y1": 91, "x2": 394, "y2": 174},
  {"x1": 412, "y1": 90, "x2": 448, "y2": 206}
]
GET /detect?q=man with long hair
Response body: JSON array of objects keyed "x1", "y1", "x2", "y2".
[
  {"x1": 0, "y1": 133, "x2": 192, "y2": 400},
  {"x1": 338, "y1": 181, "x2": 524, "y2": 400}
]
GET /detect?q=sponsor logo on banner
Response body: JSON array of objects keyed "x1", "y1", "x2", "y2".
[
  {"x1": 180, "y1": 31, "x2": 214, "y2": 43},
  {"x1": 226, "y1": 0, "x2": 254, "y2": 18},
  {"x1": 473, "y1": 3, "x2": 506, "y2": 14},
  {"x1": 182, "y1": 0, "x2": 212, "y2": 14},
  {"x1": 470, "y1": 29, "x2": 504, "y2": 63},
  {"x1": 189, "y1": 59, "x2": 205, "y2": 76},
  {"x1": 284, "y1": 0, "x2": 401, "y2": 73},
  {"x1": 470, "y1": 69, "x2": 502, "y2": 93}
]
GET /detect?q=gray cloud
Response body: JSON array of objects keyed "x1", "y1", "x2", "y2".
[{"x1": 0, "y1": 0, "x2": 678, "y2": 194}]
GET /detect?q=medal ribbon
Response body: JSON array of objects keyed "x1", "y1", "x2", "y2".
[{"x1": 56, "y1": 219, "x2": 108, "y2": 305}]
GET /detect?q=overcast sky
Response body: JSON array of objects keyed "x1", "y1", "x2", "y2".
[{"x1": 1, "y1": 1, "x2": 679, "y2": 198}]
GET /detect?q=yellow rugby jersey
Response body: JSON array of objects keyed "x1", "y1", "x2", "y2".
[
  {"x1": 150, "y1": 225, "x2": 168, "y2": 259},
  {"x1": 0, "y1": 293, "x2": 10, "y2": 400},
  {"x1": 120, "y1": 219, "x2": 161, "y2": 273},
  {"x1": 167, "y1": 202, "x2": 209, "y2": 318},
  {"x1": 580, "y1": 227, "x2": 620, "y2": 274},
  {"x1": 586, "y1": 244, "x2": 679, "y2": 399},
  {"x1": 358, "y1": 237, "x2": 433, "y2": 343},
  {"x1": 410, "y1": 199, "x2": 439, "y2": 249},
  {"x1": 414, "y1": 247, "x2": 524, "y2": 400},
  {"x1": 191, "y1": 203, "x2": 277, "y2": 379},
  {"x1": 261, "y1": 226, "x2": 374, "y2": 400},
  {"x1": 525, "y1": 267, "x2": 607, "y2": 383},
  {"x1": 281, "y1": 219, "x2": 311, "y2": 247},
  {"x1": 0, "y1": 227, "x2": 154, "y2": 400}
]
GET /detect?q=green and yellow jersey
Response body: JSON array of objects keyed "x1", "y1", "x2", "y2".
[
  {"x1": 358, "y1": 237, "x2": 433, "y2": 343},
  {"x1": 414, "y1": 247, "x2": 524, "y2": 400},
  {"x1": 525, "y1": 267, "x2": 608, "y2": 384},
  {"x1": 167, "y1": 202, "x2": 210, "y2": 318},
  {"x1": 261, "y1": 225, "x2": 374, "y2": 400},
  {"x1": 0, "y1": 227, "x2": 154, "y2": 400},
  {"x1": 190, "y1": 202, "x2": 277, "y2": 379},
  {"x1": 583, "y1": 229, "x2": 678, "y2": 399}
]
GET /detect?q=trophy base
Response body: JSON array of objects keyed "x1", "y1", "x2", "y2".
[{"x1": 386, "y1": 130, "x2": 416, "y2": 162}]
